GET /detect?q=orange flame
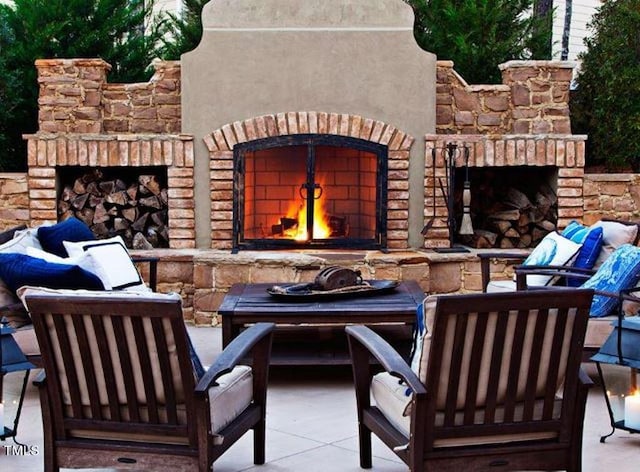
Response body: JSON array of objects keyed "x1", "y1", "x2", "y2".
[{"x1": 283, "y1": 181, "x2": 331, "y2": 240}]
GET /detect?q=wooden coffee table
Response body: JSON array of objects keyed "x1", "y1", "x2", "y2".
[{"x1": 218, "y1": 280, "x2": 425, "y2": 365}]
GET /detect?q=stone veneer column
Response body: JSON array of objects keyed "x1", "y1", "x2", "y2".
[
  {"x1": 36, "y1": 59, "x2": 111, "y2": 133},
  {"x1": 500, "y1": 61, "x2": 574, "y2": 134},
  {"x1": 436, "y1": 61, "x2": 511, "y2": 135}
]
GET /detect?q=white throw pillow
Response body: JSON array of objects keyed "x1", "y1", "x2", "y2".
[
  {"x1": 519, "y1": 231, "x2": 582, "y2": 286},
  {"x1": 591, "y1": 221, "x2": 639, "y2": 267},
  {"x1": 63, "y1": 237, "x2": 149, "y2": 292},
  {"x1": 0, "y1": 228, "x2": 42, "y2": 254}
]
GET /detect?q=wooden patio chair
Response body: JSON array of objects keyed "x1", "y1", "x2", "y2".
[
  {"x1": 346, "y1": 289, "x2": 594, "y2": 472},
  {"x1": 22, "y1": 288, "x2": 274, "y2": 472}
]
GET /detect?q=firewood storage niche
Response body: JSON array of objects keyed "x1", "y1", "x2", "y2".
[
  {"x1": 233, "y1": 134, "x2": 388, "y2": 251},
  {"x1": 57, "y1": 166, "x2": 169, "y2": 248},
  {"x1": 455, "y1": 165, "x2": 558, "y2": 249}
]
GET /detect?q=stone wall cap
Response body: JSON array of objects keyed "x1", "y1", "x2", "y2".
[
  {"x1": 193, "y1": 250, "x2": 327, "y2": 266},
  {"x1": 421, "y1": 248, "x2": 494, "y2": 263},
  {"x1": 584, "y1": 173, "x2": 636, "y2": 182},
  {"x1": 499, "y1": 60, "x2": 576, "y2": 70},
  {"x1": 35, "y1": 58, "x2": 112, "y2": 70},
  {"x1": 151, "y1": 59, "x2": 181, "y2": 70},
  {"x1": 467, "y1": 84, "x2": 511, "y2": 92}
]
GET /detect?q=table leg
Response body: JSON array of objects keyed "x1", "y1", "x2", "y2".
[{"x1": 221, "y1": 316, "x2": 235, "y2": 348}]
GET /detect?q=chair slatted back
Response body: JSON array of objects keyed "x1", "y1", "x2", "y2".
[
  {"x1": 420, "y1": 289, "x2": 592, "y2": 450},
  {"x1": 26, "y1": 293, "x2": 198, "y2": 447}
]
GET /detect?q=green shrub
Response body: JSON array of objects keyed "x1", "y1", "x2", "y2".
[
  {"x1": 0, "y1": 0, "x2": 163, "y2": 171},
  {"x1": 571, "y1": 0, "x2": 640, "y2": 171},
  {"x1": 159, "y1": 0, "x2": 208, "y2": 59},
  {"x1": 407, "y1": 0, "x2": 553, "y2": 84}
]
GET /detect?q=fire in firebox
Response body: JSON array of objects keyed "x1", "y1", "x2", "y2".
[{"x1": 268, "y1": 194, "x2": 349, "y2": 240}]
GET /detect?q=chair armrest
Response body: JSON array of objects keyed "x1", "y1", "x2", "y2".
[
  {"x1": 131, "y1": 255, "x2": 158, "y2": 291},
  {"x1": 478, "y1": 252, "x2": 528, "y2": 292},
  {"x1": 0, "y1": 301, "x2": 26, "y2": 313},
  {"x1": 345, "y1": 325, "x2": 425, "y2": 395},
  {"x1": 195, "y1": 322, "x2": 275, "y2": 393},
  {"x1": 621, "y1": 286, "x2": 640, "y2": 300},
  {"x1": 514, "y1": 265, "x2": 595, "y2": 290},
  {"x1": 515, "y1": 264, "x2": 595, "y2": 275}
]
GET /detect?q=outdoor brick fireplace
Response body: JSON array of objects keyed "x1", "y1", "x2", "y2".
[
  {"x1": 24, "y1": 0, "x2": 587, "y2": 255},
  {"x1": 8, "y1": 0, "x2": 602, "y2": 325}
]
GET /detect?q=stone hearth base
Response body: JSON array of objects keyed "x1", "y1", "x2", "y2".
[{"x1": 132, "y1": 248, "x2": 522, "y2": 325}]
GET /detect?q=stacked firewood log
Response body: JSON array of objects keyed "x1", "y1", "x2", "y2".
[
  {"x1": 462, "y1": 184, "x2": 557, "y2": 249},
  {"x1": 58, "y1": 169, "x2": 169, "y2": 248}
]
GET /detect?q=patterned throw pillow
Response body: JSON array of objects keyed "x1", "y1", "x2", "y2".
[
  {"x1": 520, "y1": 231, "x2": 582, "y2": 286},
  {"x1": 582, "y1": 244, "x2": 640, "y2": 318}
]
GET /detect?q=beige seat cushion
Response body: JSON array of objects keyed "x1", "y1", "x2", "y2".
[
  {"x1": 67, "y1": 365, "x2": 254, "y2": 446},
  {"x1": 486, "y1": 280, "x2": 517, "y2": 293},
  {"x1": 372, "y1": 372, "x2": 560, "y2": 448},
  {"x1": 584, "y1": 316, "x2": 616, "y2": 349},
  {"x1": 12, "y1": 325, "x2": 40, "y2": 357},
  {"x1": 209, "y1": 365, "x2": 253, "y2": 434},
  {"x1": 371, "y1": 372, "x2": 412, "y2": 434}
]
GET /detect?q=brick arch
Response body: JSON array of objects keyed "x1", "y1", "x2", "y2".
[
  {"x1": 203, "y1": 111, "x2": 414, "y2": 152},
  {"x1": 205, "y1": 112, "x2": 414, "y2": 250}
]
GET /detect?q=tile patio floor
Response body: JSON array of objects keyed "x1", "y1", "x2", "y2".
[{"x1": 2, "y1": 326, "x2": 639, "y2": 471}]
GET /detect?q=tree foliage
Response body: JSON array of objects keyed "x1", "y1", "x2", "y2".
[
  {"x1": 571, "y1": 0, "x2": 640, "y2": 170},
  {"x1": 0, "y1": 0, "x2": 163, "y2": 171},
  {"x1": 159, "y1": 0, "x2": 208, "y2": 59},
  {"x1": 0, "y1": 20, "x2": 23, "y2": 170},
  {"x1": 407, "y1": 0, "x2": 553, "y2": 84}
]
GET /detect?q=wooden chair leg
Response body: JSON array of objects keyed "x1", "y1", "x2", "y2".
[
  {"x1": 39, "y1": 389, "x2": 60, "y2": 472},
  {"x1": 253, "y1": 418, "x2": 266, "y2": 465},
  {"x1": 358, "y1": 423, "x2": 373, "y2": 469}
]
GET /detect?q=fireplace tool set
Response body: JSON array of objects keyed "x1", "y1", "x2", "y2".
[{"x1": 422, "y1": 142, "x2": 473, "y2": 253}]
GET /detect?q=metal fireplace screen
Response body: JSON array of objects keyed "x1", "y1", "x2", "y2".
[{"x1": 232, "y1": 134, "x2": 388, "y2": 251}]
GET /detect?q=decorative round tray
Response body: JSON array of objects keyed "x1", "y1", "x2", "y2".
[{"x1": 266, "y1": 280, "x2": 399, "y2": 301}]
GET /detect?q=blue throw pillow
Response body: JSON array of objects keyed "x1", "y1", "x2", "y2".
[
  {"x1": 37, "y1": 217, "x2": 95, "y2": 257},
  {"x1": 0, "y1": 253, "x2": 104, "y2": 293},
  {"x1": 567, "y1": 227, "x2": 604, "y2": 286},
  {"x1": 561, "y1": 220, "x2": 583, "y2": 240},
  {"x1": 582, "y1": 244, "x2": 640, "y2": 317}
]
